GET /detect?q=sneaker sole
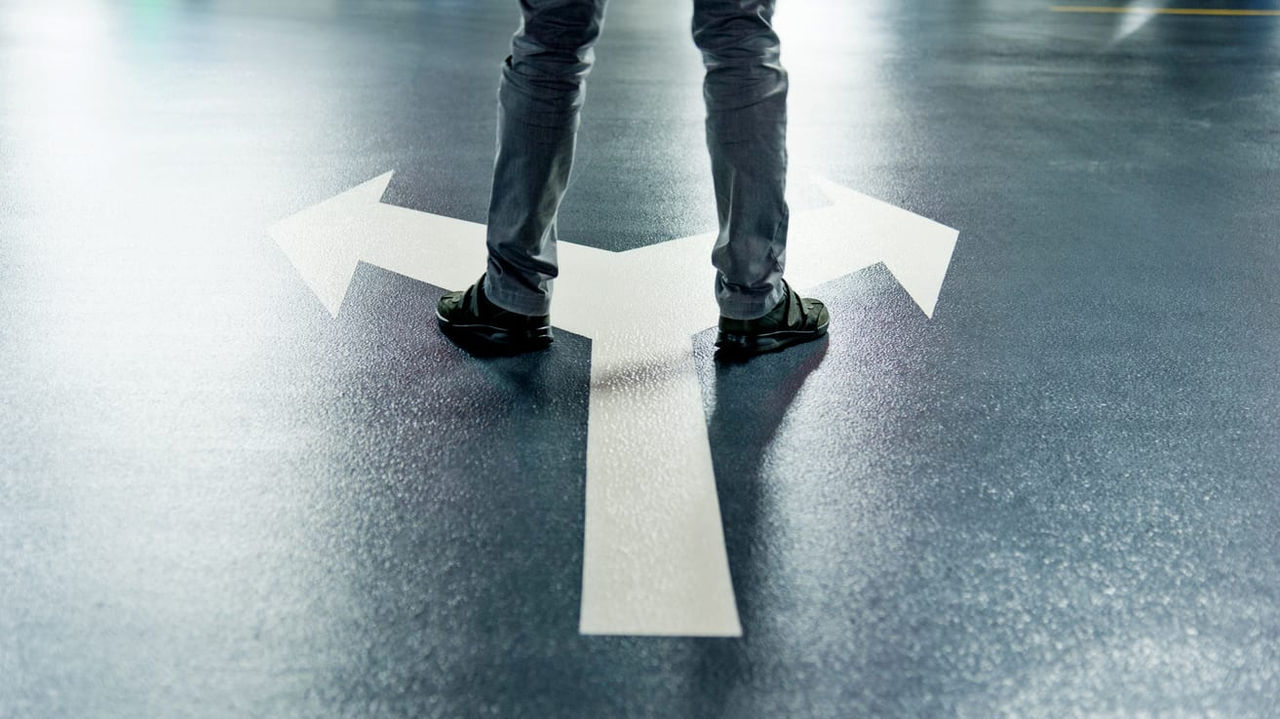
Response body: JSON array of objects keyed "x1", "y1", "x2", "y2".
[
  {"x1": 715, "y1": 322, "x2": 829, "y2": 359},
  {"x1": 437, "y1": 312, "x2": 553, "y2": 353}
]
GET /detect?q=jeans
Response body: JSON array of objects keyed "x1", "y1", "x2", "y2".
[{"x1": 483, "y1": 0, "x2": 788, "y2": 321}]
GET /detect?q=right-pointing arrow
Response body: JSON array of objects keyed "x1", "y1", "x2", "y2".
[{"x1": 786, "y1": 177, "x2": 958, "y2": 318}]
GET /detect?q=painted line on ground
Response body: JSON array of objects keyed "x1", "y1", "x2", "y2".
[
  {"x1": 1052, "y1": 6, "x2": 1280, "y2": 15},
  {"x1": 268, "y1": 172, "x2": 959, "y2": 637}
]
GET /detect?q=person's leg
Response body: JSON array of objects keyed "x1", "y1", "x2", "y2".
[
  {"x1": 694, "y1": 0, "x2": 828, "y2": 358},
  {"x1": 692, "y1": 0, "x2": 789, "y2": 320},
  {"x1": 483, "y1": 0, "x2": 608, "y2": 316}
]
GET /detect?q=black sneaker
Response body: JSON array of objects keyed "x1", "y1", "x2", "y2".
[
  {"x1": 436, "y1": 275, "x2": 553, "y2": 353},
  {"x1": 715, "y1": 281, "x2": 829, "y2": 359}
]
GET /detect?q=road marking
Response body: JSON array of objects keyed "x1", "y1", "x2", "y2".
[
  {"x1": 1052, "y1": 6, "x2": 1280, "y2": 15},
  {"x1": 268, "y1": 172, "x2": 958, "y2": 637}
]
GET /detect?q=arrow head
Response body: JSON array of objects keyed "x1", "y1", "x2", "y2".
[
  {"x1": 268, "y1": 171, "x2": 395, "y2": 316},
  {"x1": 789, "y1": 177, "x2": 958, "y2": 318}
]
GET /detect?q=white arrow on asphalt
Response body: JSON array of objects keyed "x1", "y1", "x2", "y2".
[{"x1": 268, "y1": 171, "x2": 958, "y2": 637}]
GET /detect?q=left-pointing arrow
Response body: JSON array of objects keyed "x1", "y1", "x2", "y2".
[{"x1": 269, "y1": 171, "x2": 494, "y2": 317}]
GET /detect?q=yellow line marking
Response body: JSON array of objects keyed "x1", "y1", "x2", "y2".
[{"x1": 1052, "y1": 5, "x2": 1280, "y2": 14}]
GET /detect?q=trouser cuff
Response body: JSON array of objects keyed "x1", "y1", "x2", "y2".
[
  {"x1": 717, "y1": 284, "x2": 786, "y2": 320},
  {"x1": 482, "y1": 274, "x2": 552, "y2": 316}
]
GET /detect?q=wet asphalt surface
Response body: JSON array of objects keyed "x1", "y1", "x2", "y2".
[{"x1": 1, "y1": 0, "x2": 1278, "y2": 716}]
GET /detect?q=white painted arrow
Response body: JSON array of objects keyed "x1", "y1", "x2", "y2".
[{"x1": 268, "y1": 171, "x2": 958, "y2": 637}]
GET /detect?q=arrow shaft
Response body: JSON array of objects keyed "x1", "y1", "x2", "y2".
[
  {"x1": 578, "y1": 332, "x2": 741, "y2": 636},
  {"x1": 361, "y1": 204, "x2": 491, "y2": 296}
]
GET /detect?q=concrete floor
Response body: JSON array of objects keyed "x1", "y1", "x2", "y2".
[{"x1": 2, "y1": 0, "x2": 1278, "y2": 716}]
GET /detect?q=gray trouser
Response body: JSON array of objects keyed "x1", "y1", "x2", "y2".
[{"x1": 483, "y1": 0, "x2": 788, "y2": 320}]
